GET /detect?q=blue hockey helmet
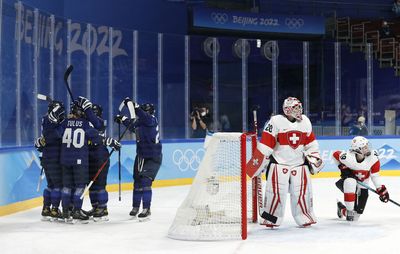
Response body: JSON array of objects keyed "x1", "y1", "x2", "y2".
[
  {"x1": 141, "y1": 103, "x2": 155, "y2": 115},
  {"x1": 92, "y1": 104, "x2": 103, "y2": 118}
]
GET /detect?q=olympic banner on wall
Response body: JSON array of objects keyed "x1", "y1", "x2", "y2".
[
  {"x1": 192, "y1": 7, "x2": 325, "y2": 35},
  {"x1": 1, "y1": 136, "x2": 400, "y2": 207}
]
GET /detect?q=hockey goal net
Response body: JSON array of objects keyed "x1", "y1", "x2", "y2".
[{"x1": 168, "y1": 132, "x2": 257, "y2": 240}]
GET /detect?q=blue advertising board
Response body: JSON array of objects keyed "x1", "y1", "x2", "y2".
[
  {"x1": 192, "y1": 7, "x2": 325, "y2": 35},
  {"x1": 1, "y1": 136, "x2": 400, "y2": 211}
]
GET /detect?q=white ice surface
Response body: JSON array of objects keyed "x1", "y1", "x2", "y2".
[{"x1": 1, "y1": 177, "x2": 400, "y2": 254}]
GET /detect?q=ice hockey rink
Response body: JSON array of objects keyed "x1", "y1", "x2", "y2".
[{"x1": 1, "y1": 177, "x2": 399, "y2": 254}]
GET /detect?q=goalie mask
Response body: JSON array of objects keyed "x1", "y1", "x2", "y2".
[
  {"x1": 141, "y1": 103, "x2": 155, "y2": 115},
  {"x1": 283, "y1": 97, "x2": 303, "y2": 121},
  {"x1": 350, "y1": 136, "x2": 371, "y2": 156}
]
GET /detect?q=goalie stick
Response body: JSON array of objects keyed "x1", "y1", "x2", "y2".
[
  {"x1": 251, "y1": 105, "x2": 264, "y2": 223},
  {"x1": 80, "y1": 100, "x2": 137, "y2": 200},
  {"x1": 357, "y1": 180, "x2": 400, "y2": 207}
]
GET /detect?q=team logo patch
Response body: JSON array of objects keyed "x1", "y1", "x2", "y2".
[
  {"x1": 286, "y1": 131, "x2": 303, "y2": 149},
  {"x1": 282, "y1": 168, "x2": 288, "y2": 174},
  {"x1": 291, "y1": 170, "x2": 297, "y2": 176}
]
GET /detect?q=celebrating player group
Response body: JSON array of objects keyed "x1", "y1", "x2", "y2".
[
  {"x1": 35, "y1": 95, "x2": 161, "y2": 224},
  {"x1": 247, "y1": 96, "x2": 391, "y2": 227},
  {"x1": 34, "y1": 65, "x2": 161, "y2": 224}
]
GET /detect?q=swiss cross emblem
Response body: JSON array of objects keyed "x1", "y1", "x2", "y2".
[
  {"x1": 355, "y1": 172, "x2": 365, "y2": 180},
  {"x1": 282, "y1": 168, "x2": 288, "y2": 174},
  {"x1": 286, "y1": 131, "x2": 303, "y2": 149}
]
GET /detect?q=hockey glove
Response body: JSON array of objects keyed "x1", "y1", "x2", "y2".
[
  {"x1": 114, "y1": 114, "x2": 128, "y2": 124},
  {"x1": 104, "y1": 137, "x2": 121, "y2": 151},
  {"x1": 77, "y1": 96, "x2": 92, "y2": 111},
  {"x1": 338, "y1": 164, "x2": 352, "y2": 178},
  {"x1": 376, "y1": 185, "x2": 389, "y2": 203},
  {"x1": 34, "y1": 136, "x2": 46, "y2": 150},
  {"x1": 123, "y1": 97, "x2": 139, "y2": 108},
  {"x1": 48, "y1": 105, "x2": 65, "y2": 124}
]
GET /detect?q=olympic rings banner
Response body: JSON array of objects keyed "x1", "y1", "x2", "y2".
[
  {"x1": 1, "y1": 136, "x2": 400, "y2": 207},
  {"x1": 192, "y1": 7, "x2": 325, "y2": 35}
]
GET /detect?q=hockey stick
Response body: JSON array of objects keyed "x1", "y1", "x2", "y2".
[
  {"x1": 36, "y1": 93, "x2": 52, "y2": 193},
  {"x1": 63, "y1": 65, "x2": 74, "y2": 102},
  {"x1": 252, "y1": 105, "x2": 264, "y2": 223},
  {"x1": 37, "y1": 93, "x2": 53, "y2": 103},
  {"x1": 118, "y1": 102, "x2": 123, "y2": 201},
  {"x1": 36, "y1": 167, "x2": 45, "y2": 192},
  {"x1": 80, "y1": 101, "x2": 137, "y2": 200},
  {"x1": 357, "y1": 180, "x2": 400, "y2": 207}
]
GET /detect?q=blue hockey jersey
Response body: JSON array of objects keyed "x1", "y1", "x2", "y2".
[
  {"x1": 59, "y1": 117, "x2": 101, "y2": 166},
  {"x1": 123, "y1": 108, "x2": 162, "y2": 158}
]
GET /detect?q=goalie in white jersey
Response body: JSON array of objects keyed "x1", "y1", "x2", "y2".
[
  {"x1": 247, "y1": 97, "x2": 324, "y2": 228},
  {"x1": 333, "y1": 136, "x2": 389, "y2": 222}
]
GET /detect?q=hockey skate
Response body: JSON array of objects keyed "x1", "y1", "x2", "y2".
[
  {"x1": 337, "y1": 201, "x2": 346, "y2": 219},
  {"x1": 82, "y1": 207, "x2": 96, "y2": 217},
  {"x1": 346, "y1": 210, "x2": 355, "y2": 222},
  {"x1": 129, "y1": 207, "x2": 140, "y2": 219},
  {"x1": 62, "y1": 209, "x2": 73, "y2": 224},
  {"x1": 41, "y1": 206, "x2": 51, "y2": 221},
  {"x1": 50, "y1": 207, "x2": 62, "y2": 222},
  {"x1": 72, "y1": 209, "x2": 90, "y2": 224},
  {"x1": 138, "y1": 208, "x2": 151, "y2": 222},
  {"x1": 93, "y1": 207, "x2": 109, "y2": 222}
]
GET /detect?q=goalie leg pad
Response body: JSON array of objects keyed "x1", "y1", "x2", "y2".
[
  {"x1": 289, "y1": 165, "x2": 317, "y2": 226},
  {"x1": 262, "y1": 163, "x2": 290, "y2": 227},
  {"x1": 343, "y1": 178, "x2": 357, "y2": 211}
]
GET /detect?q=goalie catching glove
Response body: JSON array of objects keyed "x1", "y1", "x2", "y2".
[
  {"x1": 104, "y1": 137, "x2": 121, "y2": 151},
  {"x1": 304, "y1": 151, "x2": 324, "y2": 175}
]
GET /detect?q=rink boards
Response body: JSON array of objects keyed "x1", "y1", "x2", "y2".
[{"x1": 1, "y1": 136, "x2": 400, "y2": 215}]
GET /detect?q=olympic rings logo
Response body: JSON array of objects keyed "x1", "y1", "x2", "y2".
[
  {"x1": 211, "y1": 12, "x2": 229, "y2": 24},
  {"x1": 172, "y1": 148, "x2": 205, "y2": 172},
  {"x1": 285, "y1": 18, "x2": 304, "y2": 29}
]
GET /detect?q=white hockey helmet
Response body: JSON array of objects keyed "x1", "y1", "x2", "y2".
[
  {"x1": 283, "y1": 97, "x2": 303, "y2": 121},
  {"x1": 350, "y1": 136, "x2": 371, "y2": 156}
]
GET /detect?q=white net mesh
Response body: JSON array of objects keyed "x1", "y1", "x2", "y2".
[{"x1": 168, "y1": 132, "x2": 255, "y2": 240}]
